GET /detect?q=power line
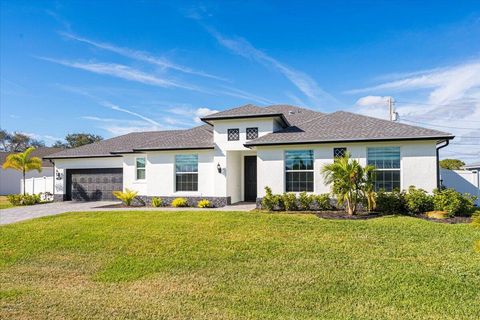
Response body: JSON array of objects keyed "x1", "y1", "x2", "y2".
[{"x1": 400, "y1": 119, "x2": 479, "y2": 130}]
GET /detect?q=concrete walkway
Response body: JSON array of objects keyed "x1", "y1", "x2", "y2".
[{"x1": 0, "y1": 201, "x2": 256, "y2": 225}]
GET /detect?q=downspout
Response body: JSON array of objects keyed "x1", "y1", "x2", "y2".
[
  {"x1": 436, "y1": 139, "x2": 450, "y2": 189},
  {"x1": 49, "y1": 159, "x2": 55, "y2": 200}
]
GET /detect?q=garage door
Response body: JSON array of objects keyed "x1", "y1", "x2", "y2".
[{"x1": 66, "y1": 168, "x2": 123, "y2": 201}]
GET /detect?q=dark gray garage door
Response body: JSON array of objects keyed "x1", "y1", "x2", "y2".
[{"x1": 66, "y1": 168, "x2": 123, "y2": 201}]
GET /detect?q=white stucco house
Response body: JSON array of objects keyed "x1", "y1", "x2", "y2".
[
  {"x1": 44, "y1": 104, "x2": 454, "y2": 206},
  {"x1": 0, "y1": 147, "x2": 62, "y2": 195}
]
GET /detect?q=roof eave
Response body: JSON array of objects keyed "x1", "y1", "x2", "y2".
[
  {"x1": 245, "y1": 135, "x2": 455, "y2": 147},
  {"x1": 43, "y1": 154, "x2": 122, "y2": 160},
  {"x1": 200, "y1": 113, "x2": 290, "y2": 127},
  {"x1": 130, "y1": 146, "x2": 215, "y2": 152}
]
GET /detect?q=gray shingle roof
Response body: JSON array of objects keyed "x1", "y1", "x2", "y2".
[
  {"x1": 44, "y1": 104, "x2": 453, "y2": 159},
  {"x1": 245, "y1": 111, "x2": 453, "y2": 146},
  {"x1": 44, "y1": 126, "x2": 214, "y2": 159},
  {"x1": 1, "y1": 147, "x2": 64, "y2": 167},
  {"x1": 201, "y1": 104, "x2": 290, "y2": 126}
]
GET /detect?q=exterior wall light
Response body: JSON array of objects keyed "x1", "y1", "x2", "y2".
[
  {"x1": 217, "y1": 163, "x2": 222, "y2": 173},
  {"x1": 55, "y1": 170, "x2": 63, "y2": 180}
]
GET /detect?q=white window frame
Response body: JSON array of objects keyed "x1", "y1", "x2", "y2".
[
  {"x1": 135, "y1": 157, "x2": 146, "y2": 181},
  {"x1": 284, "y1": 149, "x2": 315, "y2": 193},
  {"x1": 175, "y1": 154, "x2": 199, "y2": 192},
  {"x1": 367, "y1": 146, "x2": 401, "y2": 191}
]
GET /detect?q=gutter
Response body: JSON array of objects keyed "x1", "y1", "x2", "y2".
[
  {"x1": 436, "y1": 139, "x2": 451, "y2": 189},
  {"x1": 245, "y1": 135, "x2": 455, "y2": 148}
]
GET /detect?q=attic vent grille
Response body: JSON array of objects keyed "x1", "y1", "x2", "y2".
[{"x1": 246, "y1": 127, "x2": 259, "y2": 140}]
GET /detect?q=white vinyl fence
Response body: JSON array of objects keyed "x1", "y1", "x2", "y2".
[
  {"x1": 21, "y1": 176, "x2": 54, "y2": 195},
  {"x1": 440, "y1": 169, "x2": 480, "y2": 205}
]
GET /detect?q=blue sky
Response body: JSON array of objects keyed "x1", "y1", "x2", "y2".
[{"x1": 1, "y1": 1, "x2": 479, "y2": 161}]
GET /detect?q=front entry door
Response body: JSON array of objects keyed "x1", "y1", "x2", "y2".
[{"x1": 244, "y1": 156, "x2": 257, "y2": 202}]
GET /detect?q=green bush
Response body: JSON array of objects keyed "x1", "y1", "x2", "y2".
[
  {"x1": 7, "y1": 194, "x2": 41, "y2": 206},
  {"x1": 197, "y1": 199, "x2": 212, "y2": 208},
  {"x1": 261, "y1": 187, "x2": 283, "y2": 211},
  {"x1": 313, "y1": 194, "x2": 333, "y2": 210},
  {"x1": 376, "y1": 189, "x2": 407, "y2": 214},
  {"x1": 172, "y1": 197, "x2": 188, "y2": 207},
  {"x1": 298, "y1": 192, "x2": 314, "y2": 210},
  {"x1": 405, "y1": 186, "x2": 434, "y2": 214},
  {"x1": 282, "y1": 193, "x2": 297, "y2": 211},
  {"x1": 151, "y1": 197, "x2": 163, "y2": 207},
  {"x1": 433, "y1": 188, "x2": 476, "y2": 217}
]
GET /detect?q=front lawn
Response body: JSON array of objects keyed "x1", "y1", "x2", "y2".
[
  {"x1": 1, "y1": 211, "x2": 479, "y2": 319},
  {"x1": 0, "y1": 196, "x2": 13, "y2": 209}
]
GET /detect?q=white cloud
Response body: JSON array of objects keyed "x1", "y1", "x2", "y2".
[
  {"x1": 194, "y1": 107, "x2": 218, "y2": 123},
  {"x1": 40, "y1": 57, "x2": 202, "y2": 91},
  {"x1": 205, "y1": 27, "x2": 336, "y2": 108},
  {"x1": 60, "y1": 32, "x2": 227, "y2": 81},
  {"x1": 99, "y1": 101, "x2": 161, "y2": 127},
  {"x1": 348, "y1": 61, "x2": 480, "y2": 162}
]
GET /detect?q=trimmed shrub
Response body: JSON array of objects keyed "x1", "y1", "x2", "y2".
[
  {"x1": 405, "y1": 186, "x2": 434, "y2": 214},
  {"x1": 112, "y1": 189, "x2": 138, "y2": 206},
  {"x1": 172, "y1": 197, "x2": 188, "y2": 207},
  {"x1": 298, "y1": 192, "x2": 314, "y2": 210},
  {"x1": 7, "y1": 194, "x2": 41, "y2": 206},
  {"x1": 314, "y1": 194, "x2": 334, "y2": 210},
  {"x1": 261, "y1": 187, "x2": 283, "y2": 211},
  {"x1": 433, "y1": 188, "x2": 476, "y2": 217},
  {"x1": 198, "y1": 199, "x2": 212, "y2": 208},
  {"x1": 151, "y1": 197, "x2": 163, "y2": 207},
  {"x1": 376, "y1": 189, "x2": 407, "y2": 214},
  {"x1": 282, "y1": 193, "x2": 297, "y2": 211}
]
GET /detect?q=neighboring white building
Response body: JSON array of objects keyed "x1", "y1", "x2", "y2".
[
  {"x1": 0, "y1": 147, "x2": 62, "y2": 195},
  {"x1": 44, "y1": 104, "x2": 454, "y2": 206}
]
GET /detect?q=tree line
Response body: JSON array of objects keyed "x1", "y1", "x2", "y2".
[{"x1": 0, "y1": 129, "x2": 103, "y2": 152}]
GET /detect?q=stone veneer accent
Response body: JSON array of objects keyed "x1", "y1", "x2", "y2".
[
  {"x1": 53, "y1": 194, "x2": 231, "y2": 208},
  {"x1": 53, "y1": 194, "x2": 67, "y2": 202},
  {"x1": 138, "y1": 196, "x2": 231, "y2": 208}
]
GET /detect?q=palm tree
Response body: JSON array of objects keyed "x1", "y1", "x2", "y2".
[
  {"x1": 2, "y1": 147, "x2": 42, "y2": 195},
  {"x1": 321, "y1": 152, "x2": 375, "y2": 215}
]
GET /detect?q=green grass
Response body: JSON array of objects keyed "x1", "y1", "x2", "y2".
[
  {"x1": 0, "y1": 195, "x2": 13, "y2": 209},
  {"x1": 1, "y1": 211, "x2": 479, "y2": 319}
]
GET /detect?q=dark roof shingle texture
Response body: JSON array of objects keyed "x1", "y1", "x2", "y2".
[
  {"x1": 44, "y1": 104, "x2": 452, "y2": 159},
  {"x1": 0, "y1": 147, "x2": 64, "y2": 167},
  {"x1": 245, "y1": 111, "x2": 452, "y2": 146}
]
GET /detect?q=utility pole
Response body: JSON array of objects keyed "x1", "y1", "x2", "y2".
[{"x1": 388, "y1": 97, "x2": 396, "y2": 121}]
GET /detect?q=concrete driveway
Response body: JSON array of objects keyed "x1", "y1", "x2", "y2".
[
  {"x1": 0, "y1": 201, "x2": 119, "y2": 225},
  {"x1": 0, "y1": 201, "x2": 256, "y2": 225}
]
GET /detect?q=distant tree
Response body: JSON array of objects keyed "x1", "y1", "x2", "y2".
[
  {"x1": 0, "y1": 130, "x2": 45, "y2": 152},
  {"x1": 439, "y1": 159, "x2": 465, "y2": 170},
  {"x1": 52, "y1": 133, "x2": 103, "y2": 149},
  {"x1": 2, "y1": 147, "x2": 42, "y2": 195}
]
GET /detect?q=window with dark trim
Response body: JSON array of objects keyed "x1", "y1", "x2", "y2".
[
  {"x1": 367, "y1": 147, "x2": 400, "y2": 192},
  {"x1": 333, "y1": 147, "x2": 347, "y2": 159},
  {"x1": 285, "y1": 150, "x2": 314, "y2": 192},
  {"x1": 136, "y1": 157, "x2": 146, "y2": 180},
  {"x1": 246, "y1": 127, "x2": 259, "y2": 140},
  {"x1": 175, "y1": 154, "x2": 198, "y2": 191},
  {"x1": 227, "y1": 128, "x2": 239, "y2": 141}
]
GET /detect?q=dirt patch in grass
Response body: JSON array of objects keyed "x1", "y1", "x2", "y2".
[{"x1": 415, "y1": 214, "x2": 472, "y2": 224}]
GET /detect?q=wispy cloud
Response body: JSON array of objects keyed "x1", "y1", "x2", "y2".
[
  {"x1": 99, "y1": 101, "x2": 162, "y2": 127},
  {"x1": 350, "y1": 61, "x2": 480, "y2": 161},
  {"x1": 59, "y1": 32, "x2": 227, "y2": 81},
  {"x1": 203, "y1": 26, "x2": 337, "y2": 108},
  {"x1": 39, "y1": 57, "x2": 202, "y2": 91}
]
